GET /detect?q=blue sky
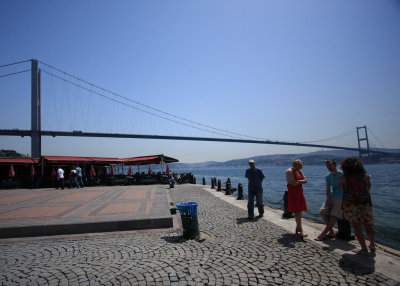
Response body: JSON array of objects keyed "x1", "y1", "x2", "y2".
[{"x1": 1, "y1": 1, "x2": 399, "y2": 163}]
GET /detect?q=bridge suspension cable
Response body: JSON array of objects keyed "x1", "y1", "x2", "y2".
[
  {"x1": 0, "y1": 59, "x2": 31, "y2": 69},
  {"x1": 0, "y1": 59, "x2": 31, "y2": 79},
  {"x1": 39, "y1": 60, "x2": 268, "y2": 141},
  {"x1": 0, "y1": 70, "x2": 30, "y2": 78},
  {"x1": 298, "y1": 128, "x2": 355, "y2": 144},
  {"x1": 366, "y1": 127, "x2": 387, "y2": 150},
  {"x1": 41, "y1": 68, "x2": 245, "y2": 139}
]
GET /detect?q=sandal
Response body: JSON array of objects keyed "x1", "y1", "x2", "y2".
[
  {"x1": 327, "y1": 233, "x2": 336, "y2": 239},
  {"x1": 352, "y1": 248, "x2": 368, "y2": 255},
  {"x1": 295, "y1": 228, "x2": 308, "y2": 237},
  {"x1": 314, "y1": 236, "x2": 327, "y2": 241},
  {"x1": 299, "y1": 232, "x2": 308, "y2": 237}
]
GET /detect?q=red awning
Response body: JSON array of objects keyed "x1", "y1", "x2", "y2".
[
  {"x1": 38, "y1": 155, "x2": 177, "y2": 166},
  {"x1": 42, "y1": 156, "x2": 121, "y2": 165},
  {"x1": 43, "y1": 156, "x2": 93, "y2": 162},
  {"x1": 123, "y1": 155, "x2": 179, "y2": 165},
  {"x1": 88, "y1": 157, "x2": 123, "y2": 163},
  {"x1": 0, "y1": 158, "x2": 38, "y2": 164}
]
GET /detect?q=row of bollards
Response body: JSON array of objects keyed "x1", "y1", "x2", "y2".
[
  {"x1": 205, "y1": 177, "x2": 244, "y2": 200},
  {"x1": 204, "y1": 177, "x2": 289, "y2": 207}
]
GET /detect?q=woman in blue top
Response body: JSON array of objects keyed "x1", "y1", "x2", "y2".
[{"x1": 315, "y1": 160, "x2": 343, "y2": 241}]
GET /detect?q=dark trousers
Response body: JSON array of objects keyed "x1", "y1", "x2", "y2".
[
  {"x1": 77, "y1": 176, "x2": 84, "y2": 188},
  {"x1": 70, "y1": 177, "x2": 79, "y2": 188},
  {"x1": 56, "y1": 178, "x2": 64, "y2": 189},
  {"x1": 247, "y1": 188, "x2": 264, "y2": 217}
]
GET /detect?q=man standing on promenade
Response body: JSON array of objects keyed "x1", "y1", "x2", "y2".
[
  {"x1": 315, "y1": 160, "x2": 343, "y2": 241},
  {"x1": 56, "y1": 166, "x2": 64, "y2": 190},
  {"x1": 76, "y1": 165, "x2": 84, "y2": 188},
  {"x1": 245, "y1": 159, "x2": 265, "y2": 220}
]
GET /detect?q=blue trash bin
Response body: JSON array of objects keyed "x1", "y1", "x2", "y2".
[{"x1": 176, "y1": 202, "x2": 199, "y2": 239}]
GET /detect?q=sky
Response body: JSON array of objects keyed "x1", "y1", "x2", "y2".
[{"x1": 0, "y1": 1, "x2": 399, "y2": 163}]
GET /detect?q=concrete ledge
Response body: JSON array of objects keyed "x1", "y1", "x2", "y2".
[{"x1": 0, "y1": 217, "x2": 173, "y2": 239}]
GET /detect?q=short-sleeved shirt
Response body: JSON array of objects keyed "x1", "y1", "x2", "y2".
[
  {"x1": 57, "y1": 168, "x2": 64, "y2": 179},
  {"x1": 326, "y1": 171, "x2": 343, "y2": 198},
  {"x1": 76, "y1": 167, "x2": 82, "y2": 177},
  {"x1": 245, "y1": 168, "x2": 265, "y2": 191}
]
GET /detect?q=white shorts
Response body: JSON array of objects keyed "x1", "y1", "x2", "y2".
[{"x1": 320, "y1": 197, "x2": 343, "y2": 219}]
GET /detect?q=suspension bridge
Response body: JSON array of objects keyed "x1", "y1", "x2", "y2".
[{"x1": 0, "y1": 59, "x2": 394, "y2": 160}]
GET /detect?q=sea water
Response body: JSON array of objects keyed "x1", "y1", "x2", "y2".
[{"x1": 186, "y1": 164, "x2": 400, "y2": 251}]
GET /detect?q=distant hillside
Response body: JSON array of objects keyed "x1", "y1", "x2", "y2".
[
  {"x1": 0, "y1": 149, "x2": 27, "y2": 158},
  {"x1": 173, "y1": 149, "x2": 400, "y2": 169}
]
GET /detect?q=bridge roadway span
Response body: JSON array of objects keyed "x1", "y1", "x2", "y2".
[{"x1": 0, "y1": 184, "x2": 399, "y2": 285}]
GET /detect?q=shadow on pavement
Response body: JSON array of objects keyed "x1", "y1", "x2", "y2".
[
  {"x1": 277, "y1": 233, "x2": 307, "y2": 248},
  {"x1": 236, "y1": 217, "x2": 262, "y2": 224},
  {"x1": 161, "y1": 235, "x2": 187, "y2": 244},
  {"x1": 339, "y1": 253, "x2": 376, "y2": 275},
  {"x1": 319, "y1": 238, "x2": 356, "y2": 252}
]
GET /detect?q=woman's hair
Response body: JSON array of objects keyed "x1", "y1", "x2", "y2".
[
  {"x1": 340, "y1": 157, "x2": 367, "y2": 175},
  {"x1": 292, "y1": 159, "x2": 303, "y2": 170},
  {"x1": 325, "y1": 159, "x2": 336, "y2": 166}
]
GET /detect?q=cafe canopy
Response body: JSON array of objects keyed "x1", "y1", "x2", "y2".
[
  {"x1": 0, "y1": 158, "x2": 39, "y2": 164},
  {"x1": 122, "y1": 155, "x2": 179, "y2": 165},
  {"x1": 0, "y1": 155, "x2": 178, "y2": 166}
]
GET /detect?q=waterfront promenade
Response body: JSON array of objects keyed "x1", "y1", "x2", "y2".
[{"x1": 0, "y1": 184, "x2": 399, "y2": 285}]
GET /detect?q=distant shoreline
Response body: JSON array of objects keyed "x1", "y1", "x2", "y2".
[{"x1": 176, "y1": 149, "x2": 400, "y2": 168}]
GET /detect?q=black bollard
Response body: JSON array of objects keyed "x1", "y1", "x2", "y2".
[
  {"x1": 282, "y1": 191, "x2": 294, "y2": 218},
  {"x1": 211, "y1": 178, "x2": 215, "y2": 189},
  {"x1": 217, "y1": 180, "x2": 222, "y2": 191},
  {"x1": 202, "y1": 177, "x2": 206, "y2": 185},
  {"x1": 225, "y1": 178, "x2": 232, "y2": 195},
  {"x1": 237, "y1": 183, "x2": 244, "y2": 200}
]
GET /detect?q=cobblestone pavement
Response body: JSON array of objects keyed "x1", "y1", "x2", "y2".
[{"x1": 0, "y1": 184, "x2": 398, "y2": 286}]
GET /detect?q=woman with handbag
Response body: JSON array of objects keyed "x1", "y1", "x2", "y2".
[{"x1": 340, "y1": 157, "x2": 375, "y2": 254}]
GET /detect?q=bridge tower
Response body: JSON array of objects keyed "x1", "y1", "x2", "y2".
[
  {"x1": 357, "y1": 126, "x2": 371, "y2": 163},
  {"x1": 31, "y1": 59, "x2": 41, "y2": 158}
]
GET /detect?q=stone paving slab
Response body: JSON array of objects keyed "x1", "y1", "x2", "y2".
[
  {"x1": 0, "y1": 184, "x2": 399, "y2": 286},
  {"x1": 0, "y1": 185, "x2": 173, "y2": 238}
]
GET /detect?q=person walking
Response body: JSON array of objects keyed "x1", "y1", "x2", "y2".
[
  {"x1": 340, "y1": 157, "x2": 375, "y2": 254},
  {"x1": 69, "y1": 166, "x2": 80, "y2": 189},
  {"x1": 286, "y1": 159, "x2": 308, "y2": 237},
  {"x1": 56, "y1": 167, "x2": 65, "y2": 190},
  {"x1": 315, "y1": 160, "x2": 343, "y2": 241},
  {"x1": 245, "y1": 159, "x2": 265, "y2": 220},
  {"x1": 168, "y1": 172, "x2": 176, "y2": 188},
  {"x1": 76, "y1": 165, "x2": 84, "y2": 188}
]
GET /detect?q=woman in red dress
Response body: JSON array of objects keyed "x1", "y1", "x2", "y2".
[{"x1": 286, "y1": 159, "x2": 308, "y2": 237}]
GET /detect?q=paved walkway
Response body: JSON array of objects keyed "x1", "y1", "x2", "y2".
[
  {"x1": 0, "y1": 184, "x2": 399, "y2": 285},
  {"x1": 0, "y1": 185, "x2": 172, "y2": 238}
]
